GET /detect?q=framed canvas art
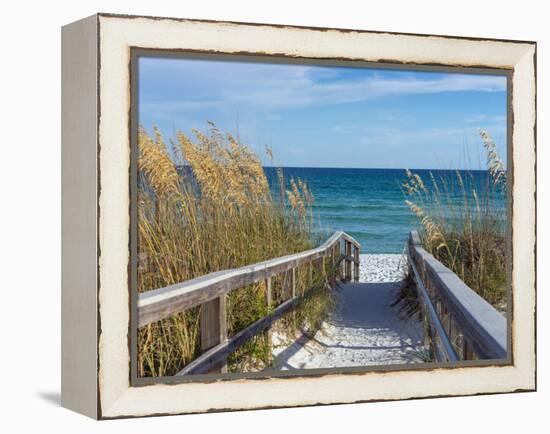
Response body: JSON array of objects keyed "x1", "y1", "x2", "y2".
[{"x1": 61, "y1": 13, "x2": 536, "y2": 419}]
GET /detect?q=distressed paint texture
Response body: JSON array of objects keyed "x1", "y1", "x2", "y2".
[{"x1": 92, "y1": 14, "x2": 536, "y2": 419}]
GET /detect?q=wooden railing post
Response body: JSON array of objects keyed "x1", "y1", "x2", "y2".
[
  {"x1": 463, "y1": 339, "x2": 472, "y2": 360},
  {"x1": 339, "y1": 241, "x2": 343, "y2": 279},
  {"x1": 200, "y1": 295, "x2": 227, "y2": 373},
  {"x1": 343, "y1": 242, "x2": 347, "y2": 280},
  {"x1": 335, "y1": 243, "x2": 341, "y2": 281},
  {"x1": 281, "y1": 268, "x2": 295, "y2": 300},
  {"x1": 345, "y1": 241, "x2": 352, "y2": 281},
  {"x1": 290, "y1": 267, "x2": 296, "y2": 298},
  {"x1": 265, "y1": 277, "x2": 272, "y2": 364},
  {"x1": 331, "y1": 245, "x2": 337, "y2": 283},
  {"x1": 353, "y1": 244, "x2": 360, "y2": 282},
  {"x1": 265, "y1": 277, "x2": 272, "y2": 309}
]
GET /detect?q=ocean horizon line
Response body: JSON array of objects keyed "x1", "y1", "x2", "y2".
[
  {"x1": 261, "y1": 166, "x2": 493, "y2": 172},
  {"x1": 175, "y1": 164, "x2": 493, "y2": 172}
]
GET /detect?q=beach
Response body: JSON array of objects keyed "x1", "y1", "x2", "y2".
[{"x1": 271, "y1": 253, "x2": 425, "y2": 369}]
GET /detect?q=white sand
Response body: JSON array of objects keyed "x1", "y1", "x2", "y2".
[
  {"x1": 271, "y1": 254, "x2": 426, "y2": 370},
  {"x1": 359, "y1": 253, "x2": 409, "y2": 282}
]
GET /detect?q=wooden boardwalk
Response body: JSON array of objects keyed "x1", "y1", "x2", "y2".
[
  {"x1": 138, "y1": 231, "x2": 361, "y2": 375},
  {"x1": 137, "y1": 230, "x2": 507, "y2": 375},
  {"x1": 272, "y1": 269, "x2": 425, "y2": 370}
]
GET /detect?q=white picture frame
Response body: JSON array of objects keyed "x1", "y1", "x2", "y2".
[{"x1": 61, "y1": 13, "x2": 536, "y2": 419}]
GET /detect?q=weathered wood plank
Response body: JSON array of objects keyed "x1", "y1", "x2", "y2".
[
  {"x1": 331, "y1": 244, "x2": 339, "y2": 283},
  {"x1": 290, "y1": 267, "x2": 296, "y2": 298},
  {"x1": 265, "y1": 277, "x2": 272, "y2": 364},
  {"x1": 200, "y1": 296, "x2": 227, "y2": 373},
  {"x1": 265, "y1": 277, "x2": 272, "y2": 308},
  {"x1": 345, "y1": 241, "x2": 352, "y2": 281}
]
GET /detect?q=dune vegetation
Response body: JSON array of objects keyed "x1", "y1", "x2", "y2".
[
  {"x1": 137, "y1": 122, "x2": 336, "y2": 377},
  {"x1": 402, "y1": 129, "x2": 507, "y2": 311}
]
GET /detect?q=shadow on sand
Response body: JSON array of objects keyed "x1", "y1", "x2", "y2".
[{"x1": 271, "y1": 281, "x2": 426, "y2": 370}]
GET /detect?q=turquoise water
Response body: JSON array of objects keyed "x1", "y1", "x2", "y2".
[{"x1": 264, "y1": 167, "x2": 505, "y2": 254}]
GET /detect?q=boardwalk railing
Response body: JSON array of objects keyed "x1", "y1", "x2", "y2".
[
  {"x1": 138, "y1": 231, "x2": 360, "y2": 375},
  {"x1": 407, "y1": 230, "x2": 507, "y2": 362}
]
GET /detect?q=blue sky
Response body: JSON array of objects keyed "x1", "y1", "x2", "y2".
[{"x1": 138, "y1": 56, "x2": 507, "y2": 170}]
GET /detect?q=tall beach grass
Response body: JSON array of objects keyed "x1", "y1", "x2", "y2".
[
  {"x1": 402, "y1": 129, "x2": 507, "y2": 311},
  {"x1": 137, "y1": 123, "x2": 335, "y2": 377}
]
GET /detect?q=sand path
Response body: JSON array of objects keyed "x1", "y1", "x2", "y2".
[{"x1": 271, "y1": 254, "x2": 426, "y2": 369}]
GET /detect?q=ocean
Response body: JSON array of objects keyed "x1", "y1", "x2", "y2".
[{"x1": 264, "y1": 167, "x2": 505, "y2": 254}]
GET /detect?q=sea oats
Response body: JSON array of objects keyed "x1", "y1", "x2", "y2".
[
  {"x1": 138, "y1": 127, "x2": 180, "y2": 198},
  {"x1": 137, "y1": 124, "x2": 321, "y2": 377},
  {"x1": 479, "y1": 128, "x2": 506, "y2": 187},
  {"x1": 402, "y1": 132, "x2": 507, "y2": 309}
]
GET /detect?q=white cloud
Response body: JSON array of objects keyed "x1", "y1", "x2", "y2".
[
  {"x1": 140, "y1": 59, "x2": 507, "y2": 113},
  {"x1": 225, "y1": 71, "x2": 506, "y2": 109}
]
